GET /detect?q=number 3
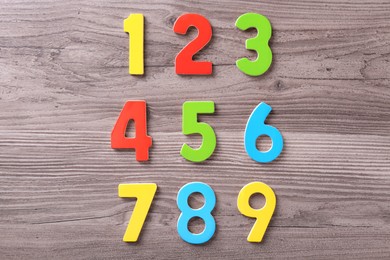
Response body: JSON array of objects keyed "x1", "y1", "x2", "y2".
[{"x1": 236, "y1": 13, "x2": 272, "y2": 76}]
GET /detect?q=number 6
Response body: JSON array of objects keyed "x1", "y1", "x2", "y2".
[{"x1": 244, "y1": 102, "x2": 283, "y2": 163}]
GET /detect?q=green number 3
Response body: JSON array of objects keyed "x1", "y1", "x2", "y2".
[{"x1": 235, "y1": 13, "x2": 272, "y2": 76}]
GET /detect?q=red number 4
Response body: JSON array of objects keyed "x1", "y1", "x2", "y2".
[{"x1": 111, "y1": 101, "x2": 152, "y2": 161}]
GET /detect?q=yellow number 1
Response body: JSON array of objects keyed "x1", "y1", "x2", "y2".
[
  {"x1": 118, "y1": 183, "x2": 157, "y2": 242},
  {"x1": 124, "y1": 14, "x2": 144, "y2": 75},
  {"x1": 237, "y1": 182, "x2": 276, "y2": 242}
]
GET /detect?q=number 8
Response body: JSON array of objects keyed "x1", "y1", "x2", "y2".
[{"x1": 177, "y1": 182, "x2": 216, "y2": 244}]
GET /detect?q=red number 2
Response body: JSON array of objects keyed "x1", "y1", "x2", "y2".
[
  {"x1": 174, "y1": 13, "x2": 212, "y2": 75},
  {"x1": 111, "y1": 101, "x2": 152, "y2": 161}
]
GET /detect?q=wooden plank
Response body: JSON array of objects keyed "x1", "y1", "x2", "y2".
[
  {"x1": 1, "y1": 0, "x2": 390, "y2": 80},
  {"x1": 0, "y1": 66, "x2": 389, "y2": 135},
  {"x1": 0, "y1": 0, "x2": 389, "y2": 259},
  {"x1": 0, "y1": 130, "x2": 389, "y2": 258},
  {"x1": 1, "y1": 224, "x2": 390, "y2": 259}
]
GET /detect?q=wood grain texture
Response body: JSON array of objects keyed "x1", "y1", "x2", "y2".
[{"x1": 0, "y1": 0, "x2": 389, "y2": 259}]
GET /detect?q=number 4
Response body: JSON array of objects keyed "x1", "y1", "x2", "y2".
[
  {"x1": 111, "y1": 101, "x2": 152, "y2": 161},
  {"x1": 118, "y1": 183, "x2": 157, "y2": 242}
]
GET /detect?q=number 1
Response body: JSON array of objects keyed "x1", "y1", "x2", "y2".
[
  {"x1": 124, "y1": 14, "x2": 144, "y2": 75},
  {"x1": 118, "y1": 183, "x2": 157, "y2": 242}
]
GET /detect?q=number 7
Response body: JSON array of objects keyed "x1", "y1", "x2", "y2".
[{"x1": 118, "y1": 183, "x2": 157, "y2": 242}]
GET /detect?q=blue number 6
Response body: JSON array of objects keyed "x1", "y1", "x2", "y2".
[
  {"x1": 244, "y1": 102, "x2": 283, "y2": 163},
  {"x1": 177, "y1": 182, "x2": 216, "y2": 244}
]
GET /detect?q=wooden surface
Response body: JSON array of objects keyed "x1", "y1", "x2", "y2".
[{"x1": 1, "y1": 0, "x2": 389, "y2": 259}]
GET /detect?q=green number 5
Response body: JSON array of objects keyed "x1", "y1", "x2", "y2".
[
  {"x1": 236, "y1": 13, "x2": 272, "y2": 76},
  {"x1": 180, "y1": 101, "x2": 216, "y2": 162}
]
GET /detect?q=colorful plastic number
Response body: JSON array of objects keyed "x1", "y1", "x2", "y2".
[
  {"x1": 177, "y1": 182, "x2": 216, "y2": 244},
  {"x1": 235, "y1": 13, "x2": 272, "y2": 76},
  {"x1": 237, "y1": 182, "x2": 276, "y2": 242},
  {"x1": 181, "y1": 101, "x2": 216, "y2": 162},
  {"x1": 111, "y1": 101, "x2": 152, "y2": 161},
  {"x1": 173, "y1": 13, "x2": 213, "y2": 75},
  {"x1": 244, "y1": 102, "x2": 283, "y2": 163},
  {"x1": 124, "y1": 14, "x2": 144, "y2": 75},
  {"x1": 118, "y1": 183, "x2": 157, "y2": 242}
]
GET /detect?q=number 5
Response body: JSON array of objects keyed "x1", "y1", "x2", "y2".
[
  {"x1": 236, "y1": 13, "x2": 272, "y2": 76},
  {"x1": 180, "y1": 101, "x2": 216, "y2": 162},
  {"x1": 118, "y1": 183, "x2": 157, "y2": 242}
]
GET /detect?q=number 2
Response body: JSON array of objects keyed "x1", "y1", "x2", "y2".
[
  {"x1": 111, "y1": 101, "x2": 152, "y2": 161},
  {"x1": 237, "y1": 182, "x2": 276, "y2": 242},
  {"x1": 174, "y1": 13, "x2": 213, "y2": 75},
  {"x1": 118, "y1": 183, "x2": 157, "y2": 242},
  {"x1": 236, "y1": 13, "x2": 272, "y2": 76}
]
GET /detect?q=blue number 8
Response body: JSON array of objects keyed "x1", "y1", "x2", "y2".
[
  {"x1": 177, "y1": 182, "x2": 216, "y2": 244},
  {"x1": 244, "y1": 102, "x2": 283, "y2": 163}
]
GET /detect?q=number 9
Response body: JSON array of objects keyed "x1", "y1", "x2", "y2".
[{"x1": 237, "y1": 182, "x2": 276, "y2": 242}]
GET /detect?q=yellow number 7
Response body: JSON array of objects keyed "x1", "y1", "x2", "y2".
[
  {"x1": 237, "y1": 182, "x2": 276, "y2": 242},
  {"x1": 118, "y1": 183, "x2": 157, "y2": 242}
]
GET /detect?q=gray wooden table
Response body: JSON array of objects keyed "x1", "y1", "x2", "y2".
[{"x1": 1, "y1": 0, "x2": 389, "y2": 259}]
